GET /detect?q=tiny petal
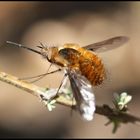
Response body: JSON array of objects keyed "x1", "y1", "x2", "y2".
[
  {"x1": 124, "y1": 95, "x2": 132, "y2": 104},
  {"x1": 113, "y1": 93, "x2": 120, "y2": 102},
  {"x1": 120, "y1": 92, "x2": 128, "y2": 97},
  {"x1": 50, "y1": 99, "x2": 56, "y2": 105},
  {"x1": 47, "y1": 104, "x2": 53, "y2": 111}
]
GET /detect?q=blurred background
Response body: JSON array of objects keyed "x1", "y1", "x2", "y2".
[{"x1": 0, "y1": 1, "x2": 140, "y2": 138}]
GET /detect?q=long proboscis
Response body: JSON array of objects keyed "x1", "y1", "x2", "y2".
[{"x1": 6, "y1": 41, "x2": 42, "y2": 55}]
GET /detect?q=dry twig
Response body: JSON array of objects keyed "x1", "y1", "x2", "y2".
[{"x1": 0, "y1": 70, "x2": 140, "y2": 133}]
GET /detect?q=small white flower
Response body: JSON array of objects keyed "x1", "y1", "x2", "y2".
[
  {"x1": 114, "y1": 92, "x2": 132, "y2": 110},
  {"x1": 45, "y1": 99, "x2": 56, "y2": 111}
]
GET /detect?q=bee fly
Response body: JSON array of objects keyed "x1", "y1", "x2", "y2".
[{"x1": 6, "y1": 36, "x2": 129, "y2": 121}]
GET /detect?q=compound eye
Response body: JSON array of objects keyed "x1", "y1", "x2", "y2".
[
  {"x1": 59, "y1": 48, "x2": 80, "y2": 60},
  {"x1": 59, "y1": 49, "x2": 69, "y2": 59}
]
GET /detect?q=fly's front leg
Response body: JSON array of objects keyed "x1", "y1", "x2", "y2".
[
  {"x1": 52, "y1": 72, "x2": 68, "y2": 99},
  {"x1": 42, "y1": 72, "x2": 68, "y2": 111}
]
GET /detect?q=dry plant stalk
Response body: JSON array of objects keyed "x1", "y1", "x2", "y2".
[
  {"x1": 0, "y1": 70, "x2": 140, "y2": 133},
  {"x1": 0, "y1": 71, "x2": 73, "y2": 106}
]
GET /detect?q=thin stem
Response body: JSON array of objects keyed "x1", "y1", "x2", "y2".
[
  {"x1": 0, "y1": 71, "x2": 73, "y2": 105},
  {"x1": 0, "y1": 70, "x2": 140, "y2": 129}
]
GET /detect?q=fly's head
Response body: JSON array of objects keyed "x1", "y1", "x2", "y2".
[{"x1": 41, "y1": 46, "x2": 69, "y2": 67}]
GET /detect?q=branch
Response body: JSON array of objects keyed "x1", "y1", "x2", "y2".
[
  {"x1": 0, "y1": 71, "x2": 140, "y2": 133},
  {"x1": 0, "y1": 71, "x2": 75, "y2": 106}
]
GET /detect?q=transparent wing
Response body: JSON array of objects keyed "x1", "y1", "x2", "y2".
[
  {"x1": 67, "y1": 69, "x2": 95, "y2": 121},
  {"x1": 83, "y1": 36, "x2": 129, "y2": 53}
]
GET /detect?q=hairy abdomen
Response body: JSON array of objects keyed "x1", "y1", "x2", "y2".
[{"x1": 78, "y1": 48, "x2": 106, "y2": 86}]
